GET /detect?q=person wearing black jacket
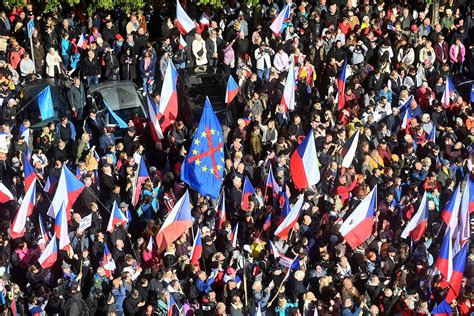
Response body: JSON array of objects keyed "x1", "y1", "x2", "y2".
[
  {"x1": 82, "y1": 50, "x2": 100, "y2": 86},
  {"x1": 102, "y1": 20, "x2": 119, "y2": 45},
  {"x1": 124, "y1": 289, "x2": 145, "y2": 316}
]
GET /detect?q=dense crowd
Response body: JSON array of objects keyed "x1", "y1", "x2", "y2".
[{"x1": 0, "y1": 0, "x2": 473, "y2": 315}]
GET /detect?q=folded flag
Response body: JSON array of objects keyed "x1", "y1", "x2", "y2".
[
  {"x1": 263, "y1": 212, "x2": 272, "y2": 232},
  {"x1": 270, "y1": 4, "x2": 291, "y2": 36},
  {"x1": 428, "y1": 126, "x2": 436, "y2": 142},
  {"x1": 181, "y1": 97, "x2": 224, "y2": 200},
  {"x1": 339, "y1": 185, "x2": 377, "y2": 249},
  {"x1": 435, "y1": 227, "x2": 454, "y2": 281},
  {"x1": 441, "y1": 183, "x2": 462, "y2": 226},
  {"x1": 146, "y1": 95, "x2": 164, "y2": 140},
  {"x1": 38, "y1": 233, "x2": 58, "y2": 269},
  {"x1": 103, "y1": 99, "x2": 128, "y2": 128},
  {"x1": 0, "y1": 183, "x2": 14, "y2": 204},
  {"x1": 10, "y1": 178, "x2": 36, "y2": 239},
  {"x1": 44, "y1": 175, "x2": 59, "y2": 193},
  {"x1": 23, "y1": 153, "x2": 36, "y2": 192},
  {"x1": 102, "y1": 242, "x2": 116, "y2": 277},
  {"x1": 456, "y1": 180, "x2": 470, "y2": 251},
  {"x1": 401, "y1": 191, "x2": 428, "y2": 242},
  {"x1": 336, "y1": 62, "x2": 348, "y2": 110},
  {"x1": 341, "y1": 130, "x2": 360, "y2": 168},
  {"x1": 281, "y1": 62, "x2": 296, "y2": 111},
  {"x1": 225, "y1": 75, "x2": 239, "y2": 105},
  {"x1": 441, "y1": 76, "x2": 456, "y2": 109},
  {"x1": 231, "y1": 223, "x2": 239, "y2": 248},
  {"x1": 241, "y1": 176, "x2": 255, "y2": 211},
  {"x1": 216, "y1": 190, "x2": 226, "y2": 230},
  {"x1": 176, "y1": 0, "x2": 195, "y2": 35},
  {"x1": 159, "y1": 61, "x2": 179, "y2": 131},
  {"x1": 156, "y1": 190, "x2": 193, "y2": 251},
  {"x1": 179, "y1": 34, "x2": 187, "y2": 49},
  {"x1": 132, "y1": 155, "x2": 150, "y2": 206},
  {"x1": 190, "y1": 229, "x2": 202, "y2": 265},
  {"x1": 431, "y1": 300, "x2": 452, "y2": 316},
  {"x1": 290, "y1": 130, "x2": 320, "y2": 189},
  {"x1": 274, "y1": 194, "x2": 304, "y2": 240},
  {"x1": 54, "y1": 201, "x2": 71, "y2": 251}
]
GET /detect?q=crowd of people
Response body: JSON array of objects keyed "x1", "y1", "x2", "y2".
[{"x1": 0, "y1": 0, "x2": 473, "y2": 315}]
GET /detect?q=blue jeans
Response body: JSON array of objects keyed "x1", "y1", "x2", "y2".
[
  {"x1": 257, "y1": 68, "x2": 270, "y2": 81},
  {"x1": 87, "y1": 75, "x2": 99, "y2": 86},
  {"x1": 142, "y1": 77, "x2": 154, "y2": 94}
]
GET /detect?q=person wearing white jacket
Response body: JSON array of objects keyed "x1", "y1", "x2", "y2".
[
  {"x1": 254, "y1": 42, "x2": 273, "y2": 81},
  {"x1": 192, "y1": 32, "x2": 208, "y2": 66},
  {"x1": 273, "y1": 46, "x2": 290, "y2": 73},
  {"x1": 45, "y1": 47, "x2": 61, "y2": 78}
]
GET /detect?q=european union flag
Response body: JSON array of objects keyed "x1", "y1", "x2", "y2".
[
  {"x1": 103, "y1": 100, "x2": 128, "y2": 128},
  {"x1": 38, "y1": 86, "x2": 54, "y2": 120},
  {"x1": 181, "y1": 97, "x2": 224, "y2": 199}
]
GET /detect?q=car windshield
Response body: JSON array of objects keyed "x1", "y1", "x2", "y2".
[
  {"x1": 98, "y1": 84, "x2": 142, "y2": 110},
  {"x1": 185, "y1": 73, "x2": 226, "y2": 112}
]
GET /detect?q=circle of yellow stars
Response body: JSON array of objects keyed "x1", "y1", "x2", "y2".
[{"x1": 191, "y1": 130, "x2": 225, "y2": 174}]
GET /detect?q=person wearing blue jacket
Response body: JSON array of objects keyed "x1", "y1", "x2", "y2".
[{"x1": 139, "y1": 50, "x2": 155, "y2": 96}]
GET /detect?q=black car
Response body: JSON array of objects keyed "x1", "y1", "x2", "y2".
[{"x1": 177, "y1": 66, "x2": 234, "y2": 127}]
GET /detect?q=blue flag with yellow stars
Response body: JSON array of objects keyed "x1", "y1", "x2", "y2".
[{"x1": 181, "y1": 97, "x2": 224, "y2": 199}]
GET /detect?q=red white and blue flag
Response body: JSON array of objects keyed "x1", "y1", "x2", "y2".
[
  {"x1": 225, "y1": 75, "x2": 239, "y2": 105},
  {"x1": 146, "y1": 95, "x2": 164, "y2": 141},
  {"x1": 231, "y1": 223, "x2": 239, "y2": 248},
  {"x1": 107, "y1": 201, "x2": 128, "y2": 233},
  {"x1": 441, "y1": 183, "x2": 462, "y2": 226},
  {"x1": 54, "y1": 201, "x2": 71, "y2": 251},
  {"x1": 263, "y1": 212, "x2": 272, "y2": 232},
  {"x1": 47, "y1": 166, "x2": 85, "y2": 220},
  {"x1": 133, "y1": 156, "x2": 150, "y2": 206},
  {"x1": 339, "y1": 185, "x2": 377, "y2": 248},
  {"x1": 274, "y1": 194, "x2": 304, "y2": 240},
  {"x1": 435, "y1": 227, "x2": 454, "y2": 281},
  {"x1": 456, "y1": 181, "x2": 470, "y2": 251},
  {"x1": 401, "y1": 191, "x2": 428, "y2": 242},
  {"x1": 216, "y1": 190, "x2": 226, "y2": 230},
  {"x1": 156, "y1": 190, "x2": 193, "y2": 251},
  {"x1": 290, "y1": 130, "x2": 320, "y2": 189},
  {"x1": 341, "y1": 130, "x2": 360, "y2": 168},
  {"x1": 10, "y1": 178, "x2": 36, "y2": 239},
  {"x1": 431, "y1": 300, "x2": 452, "y2": 316},
  {"x1": 44, "y1": 175, "x2": 58, "y2": 193},
  {"x1": 0, "y1": 183, "x2": 13, "y2": 204},
  {"x1": 147, "y1": 235, "x2": 155, "y2": 252},
  {"x1": 102, "y1": 242, "x2": 116, "y2": 277},
  {"x1": 428, "y1": 126, "x2": 436, "y2": 143},
  {"x1": 23, "y1": 154, "x2": 36, "y2": 192},
  {"x1": 401, "y1": 108, "x2": 414, "y2": 130},
  {"x1": 446, "y1": 243, "x2": 468, "y2": 303},
  {"x1": 265, "y1": 166, "x2": 280, "y2": 201},
  {"x1": 270, "y1": 4, "x2": 291, "y2": 36},
  {"x1": 241, "y1": 176, "x2": 255, "y2": 211},
  {"x1": 468, "y1": 177, "x2": 474, "y2": 213},
  {"x1": 441, "y1": 76, "x2": 456, "y2": 109},
  {"x1": 281, "y1": 62, "x2": 296, "y2": 111},
  {"x1": 336, "y1": 62, "x2": 348, "y2": 110},
  {"x1": 77, "y1": 34, "x2": 87, "y2": 49},
  {"x1": 168, "y1": 294, "x2": 177, "y2": 316},
  {"x1": 190, "y1": 229, "x2": 202, "y2": 265},
  {"x1": 38, "y1": 213, "x2": 49, "y2": 250},
  {"x1": 179, "y1": 34, "x2": 187, "y2": 49},
  {"x1": 38, "y1": 233, "x2": 58, "y2": 269},
  {"x1": 159, "y1": 61, "x2": 179, "y2": 131},
  {"x1": 176, "y1": 0, "x2": 195, "y2": 35}
]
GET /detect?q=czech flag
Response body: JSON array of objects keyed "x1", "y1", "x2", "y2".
[
  {"x1": 132, "y1": 156, "x2": 150, "y2": 206},
  {"x1": 0, "y1": 183, "x2": 13, "y2": 204},
  {"x1": 10, "y1": 178, "x2": 36, "y2": 239},
  {"x1": 168, "y1": 294, "x2": 177, "y2": 316},
  {"x1": 435, "y1": 227, "x2": 454, "y2": 281},
  {"x1": 225, "y1": 75, "x2": 239, "y2": 106},
  {"x1": 431, "y1": 300, "x2": 452, "y2": 316},
  {"x1": 269, "y1": 240, "x2": 280, "y2": 258},
  {"x1": 441, "y1": 183, "x2": 462, "y2": 226},
  {"x1": 336, "y1": 62, "x2": 348, "y2": 110},
  {"x1": 270, "y1": 4, "x2": 291, "y2": 36},
  {"x1": 398, "y1": 95, "x2": 413, "y2": 110},
  {"x1": 281, "y1": 62, "x2": 296, "y2": 111},
  {"x1": 37, "y1": 213, "x2": 49, "y2": 250},
  {"x1": 44, "y1": 175, "x2": 59, "y2": 193},
  {"x1": 146, "y1": 235, "x2": 155, "y2": 252},
  {"x1": 263, "y1": 212, "x2": 272, "y2": 232},
  {"x1": 290, "y1": 130, "x2": 320, "y2": 189},
  {"x1": 199, "y1": 13, "x2": 210, "y2": 29},
  {"x1": 274, "y1": 194, "x2": 304, "y2": 240},
  {"x1": 231, "y1": 223, "x2": 239, "y2": 248},
  {"x1": 47, "y1": 166, "x2": 85, "y2": 220},
  {"x1": 178, "y1": 34, "x2": 187, "y2": 49},
  {"x1": 146, "y1": 95, "x2": 164, "y2": 141},
  {"x1": 38, "y1": 233, "x2": 58, "y2": 269},
  {"x1": 339, "y1": 185, "x2": 377, "y2": 249},
  {"x1": 457, "y1": 181, "x2": 470, "y2": 249},
  {"x1": 102, "y1": 243, "x2": 116, "y2": 277},
  {"x1": 341, "y1": 130, "x2": 360, "y2": 168},
  {"x1": 446, "y1": 243, "x2": 468, "y2": 303},
  {"x1": 190, "y1": 229, "x2": 202, "y2": 265},
  {"x1": 241, "y1": 176, "x2": 255, "y2": 211},
  {"x1": 77, "y1": 34, "x2": 88, "y2": 50},
  {"x1": 441, "y1": 76, "x2": 456, "y2": 109},
  {"x1": 216, "y1": 190, "x2": 226, "y2": 230},
  {"x1": 400, "y1": 108, "x2": 414, "y2": 130},
  {"x1": 468, "y1": 177, "x2": 474, "y2": 213},
  {"x1": 428, "y1": 126, "x2": 436, "y2": 143},
  {"x1": 23, "y1": 154, "x2": 36, "y2": 192},
  {"x1": 401, "y1": 191, "x2": 428, "y2": 242},
  {"x1": 159, "y1": 61, "x2": 179, "y2": 131},
  {"x1": 107, "y1": 201, "x2": 128, "y2": 233},
  {"x1": 176, "y1": 0, "x2": 195, "y2": 35},
  {"x1": 265, "y1": 166, "x2": 281, "y2": 201},
  {"x1": 155, "y1": 190, "x2": 193, "y2": 251},
  {"x1": 54, "y1": 201, "x2": 71, "y2": 251}
]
